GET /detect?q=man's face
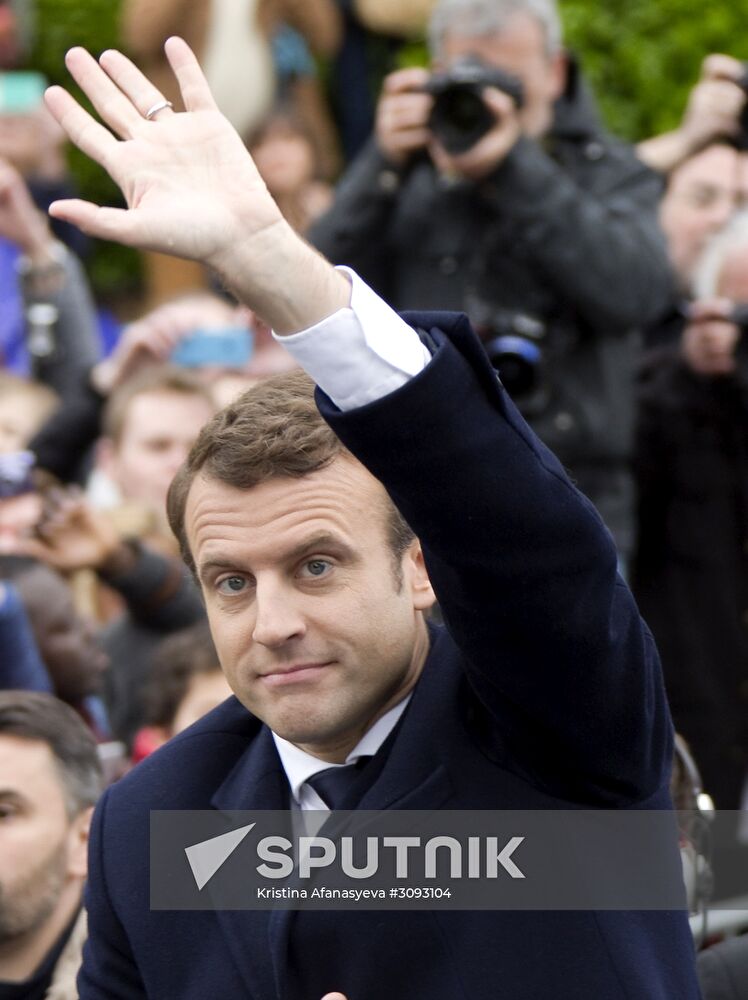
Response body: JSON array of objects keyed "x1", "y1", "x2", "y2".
[
  {"x1": 186, "y1": 457, "x2": 434, "y2": 760},
  {"x1": 660, "y1": 145, "x2": 748, "y2": 291},
  {"x1": 0, "y1": 735, "x2": 87, "y2": 943},
  {"x1": 438, "y1": 11, "x2": 566, "y2": 138},
  {"x1": 104, "y1": 389, "x2": 214, "y2": 517}
]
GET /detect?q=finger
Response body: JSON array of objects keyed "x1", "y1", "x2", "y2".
[
  {"x1": 48, "y1": 199, "x2": 141, "y2": 245},
  {"x1": 163, "y1": 36, "x2": 218, "y2": 113},
  {"x1": 0, "y1": 533, "x2": 50, "y2": 561},
  {"x1": 483, "y1": 87, "x2": 520, "y2": 118},
  {"x1": 382, "y1": 66, "x2": 431, "y2": 95},
  {"x1": 44, "y1": 85, "x2": 119, "y2": 171},
  {"x1": 62, "y1": 47, "x2": 143, "y2": 139},
  {"x1": 98, "y1": 48, "x2": 176, "y2": 122},
  {"x1": 702, "y1": 53, "x2": 745, "y2": 82},
  {"x1": 382, "y1": 93, "x2": 433, "y2": 129},
  {"x1": 689, "y1": 297, "x2": 733, "y2": 320},
  {"x1": 388, "y1": 127, "x2": 432, "y2": 152}
]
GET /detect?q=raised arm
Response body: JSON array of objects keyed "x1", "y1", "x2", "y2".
[{"x1": 44, "y1": 39, "x2": 349, "y2": 335}]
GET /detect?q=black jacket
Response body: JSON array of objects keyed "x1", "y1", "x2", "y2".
[
  {"x1": 634, "y1": 345, "x2": 748, "y2": 809},
  {"x1": 78, "y1": 311, "x2": 698, "y2": 1000},
  {"x1": 310, "y1": 60, "x2": 673, "y2": 550}
]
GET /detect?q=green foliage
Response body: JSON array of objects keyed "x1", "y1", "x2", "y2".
[
  {"x1": 560, "y1": 0, "x2": 748, "y2": 140},
  {"x1": 20, "y1": 0, "x2": 748, "y2": 298},
  {"x1": 30, "y1": 0, "x2": 141, "y2": 301}
]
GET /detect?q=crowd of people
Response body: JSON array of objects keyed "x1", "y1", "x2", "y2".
[{"x1": 1, "y1": 0, "x2": 748, "y2": 996}]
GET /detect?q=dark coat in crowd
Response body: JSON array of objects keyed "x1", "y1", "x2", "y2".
[
  {"x1": 698, "y1": 934, "x2": 748, "y2": 1000},
  {"x1": 99, "y1": 541, "x2": 206, "y2": 748},
  {"x1": 310, "y1": 59, "x2": 673, "y2": 553},
  {"x1": 634, "y1": 345, "x2": 748, "y2": 810},
  {"x1": 78, "y1": 313, "x2": 698, "y2": 1000}
]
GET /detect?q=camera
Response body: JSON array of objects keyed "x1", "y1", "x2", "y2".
[
  {"x1": 480, "y1": 312, "x2": 548, "y2": 408},
  {"x1": 424, "y1": 56, "x2": 524, "y2": 154}
]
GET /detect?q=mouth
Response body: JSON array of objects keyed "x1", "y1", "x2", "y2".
[{"x1": 259, "y1": 662, "x2": 333, "y2": 688}]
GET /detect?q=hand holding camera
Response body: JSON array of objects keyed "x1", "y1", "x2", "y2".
[
  {"x1": 679, "y1": 54, "x2": 747, "y2": 154},
  {"x1": 375, "y1": 58, "x2": 524, "y2": 178}
]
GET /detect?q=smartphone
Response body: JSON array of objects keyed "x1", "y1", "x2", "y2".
[
  {"x1": 0, "y1": 450, "x2": 35, "y2": 499},
  {"x1": 170, "y1": 327, "x2": 254, "y2": 369},
  {"x1": 0, "y1": 71, "x2": 47, "y2": 114}
]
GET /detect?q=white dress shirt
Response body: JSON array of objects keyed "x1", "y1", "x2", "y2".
[{"x1": 272, "y1": 695, "x2": 412, "y2": 811}]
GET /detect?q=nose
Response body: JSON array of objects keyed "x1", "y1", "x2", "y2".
[{"x1": 251, "y1": 582, "x2": 306, "y2": 648}]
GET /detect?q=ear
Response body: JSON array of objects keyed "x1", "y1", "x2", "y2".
[
  {"x1": 549, "y1": 50, "x2": 568, "y2": 102},
  {"x1": 405, "y1": 539, "x2": 436, "y2": 611},
  {"x1": 66, "y1": 805, "x2": 94, "y2": 880}
]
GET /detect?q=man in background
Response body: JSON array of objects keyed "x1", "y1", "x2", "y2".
[{"x1": 0, "y1": 691, "x2": 102, "y2": 998}]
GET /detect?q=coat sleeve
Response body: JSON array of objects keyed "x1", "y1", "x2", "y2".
[
  {"x1": 318, "y1": 314, "x2": 674, "y2": 805},
  {"x1": 78, "y1": 789, "x2": 147, "y2": 999}
]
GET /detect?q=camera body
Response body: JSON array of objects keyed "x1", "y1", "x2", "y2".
[{"x1": 424, "y1": 56, "x2": 524, "y2": 154}]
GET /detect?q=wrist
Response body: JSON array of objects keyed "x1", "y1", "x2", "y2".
[{"x1": 211, "y1": 218, "x2": 350, "y2": 334}]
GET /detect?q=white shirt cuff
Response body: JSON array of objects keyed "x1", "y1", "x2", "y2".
[{"x1": 272, "y1": 268, "x2": 432, "y2": 411}]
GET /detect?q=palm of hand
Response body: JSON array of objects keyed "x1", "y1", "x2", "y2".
[{"x1": 112, "y1": 110, "x2": 277, "y2": 262}]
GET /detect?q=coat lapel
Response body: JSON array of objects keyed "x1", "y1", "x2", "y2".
[{"x1": 210, "y1": 725, "x2": 290, "y2": 1000}]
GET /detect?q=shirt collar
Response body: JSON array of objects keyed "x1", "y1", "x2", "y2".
[{"x1": 272, "y1": 694, "x2": 411, "y2": 804}]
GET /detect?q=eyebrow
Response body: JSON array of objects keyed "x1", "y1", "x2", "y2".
[
  {"x1": 198, "y1": 533, "x2": 356, "y2": 581},
  {"x1": 0, "y1": 790, "x2": 27, "y2": 805}
]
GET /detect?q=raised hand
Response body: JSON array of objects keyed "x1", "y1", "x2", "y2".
[
  {"x1": 2, "y1": 487, "x2": 124, "y2": 573},
  {"x1": 375, "y1": 67, "x2": 433, "y2": 168},
  {"x1": 44, "y1": 38, "x2": 349, "y2": 334}
]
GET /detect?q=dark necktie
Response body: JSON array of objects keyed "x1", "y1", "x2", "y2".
[{"x1": 306, "y1": 756, "x2": 373, "y2": 810}]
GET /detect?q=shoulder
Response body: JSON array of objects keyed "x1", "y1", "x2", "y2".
[{"x1": 107, "y1": 696, "x2": 260, "y2": 810}]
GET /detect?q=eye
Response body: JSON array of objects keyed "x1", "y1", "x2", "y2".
[
  {"x1": 301, "y1": 559, "x2": 332, "y2": 579},
  {"x1": 216, "y1": 575, "x2": 247, "y2": 595}
]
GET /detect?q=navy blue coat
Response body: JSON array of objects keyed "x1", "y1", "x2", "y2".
[{"x1": 79, "y1": 313, "x2": 701, "y2": 999}]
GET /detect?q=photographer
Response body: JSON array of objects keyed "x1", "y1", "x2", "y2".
[
  {"x1": 634, "y1": 210, "x2": 748, "y2": 811},
  {"x1": 310, "y1": 0, "x2": 673, "y2": 558}
]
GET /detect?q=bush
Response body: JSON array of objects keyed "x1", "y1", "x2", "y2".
[
  {"x1": 30, "y1": 0, "x2": 141, "y2": 301},
  {"x1": 560, "y1": 0, "x2": 747, "y2": 141},
  {"x1": 24, "y1": 0, "x2": 748, "y2": 298}
]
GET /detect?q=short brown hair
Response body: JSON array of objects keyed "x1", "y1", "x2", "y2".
[
  {"x1": 166, "y1": 371, "x2": 414, "y2": 574},
  {"x1": 103, "y1": 365, "x2": 214, "y2": 444},
  {"x1": 143, "y1": 621, "x2": 221, "y2": 728},
  {"x1": 0, "y1": 691, "x2": 102, "y2": 817}
]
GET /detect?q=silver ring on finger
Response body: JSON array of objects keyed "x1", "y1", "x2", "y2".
[{"x1": 144, "y1": 99, "x2": 173, "y2": 121}]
